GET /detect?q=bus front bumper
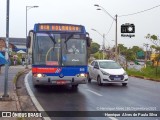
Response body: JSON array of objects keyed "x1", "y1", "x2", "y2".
[{"x1": 32, "y1": 76, "x2": 87, "y2": 85}]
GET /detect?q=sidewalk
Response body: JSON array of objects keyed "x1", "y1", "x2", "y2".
[{"x1": 0, "y1": 65, "x2": 26, "y2": 112}]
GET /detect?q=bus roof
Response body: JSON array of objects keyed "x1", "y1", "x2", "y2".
[{"x1": 33, "y1": 23, "x2": 86, "y2": 33}]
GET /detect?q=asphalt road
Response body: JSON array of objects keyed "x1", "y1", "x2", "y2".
[{"x1": 26, "y1": 72, "x2": 160, "y2": 120}]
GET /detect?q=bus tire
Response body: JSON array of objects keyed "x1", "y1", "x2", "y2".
[
  {"x1": 72, "y1": 84, "x2": 78, "y2": 89},
  {"x1": 34, "y1": 84, "x2": 40, "y2": 88}
]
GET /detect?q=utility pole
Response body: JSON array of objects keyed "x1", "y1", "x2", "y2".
[
  {"x1": 94, "y1": 4, "x2": 118, "y2": 62},
  {"x1": 115, "y1": 14, "x2": 118, "y2": 62},
  {"x1": 26, "y1": 6, "x2": 28, "y2": 69},
  {"x1": 26, "y1": 6, "x2": 39, "y2": 69},
  {"x1": 103, "y1": 34, "x2": 105, "y2": 59},
  {"x1": 144, "y1": 43, "x2": 149, "y2": 65},
  {"x1": 2, "y1": 0, "x2": 10, "y2": 99},
  {"x1": 91, "y1": 29, "x2": 107, "y2": 59}
]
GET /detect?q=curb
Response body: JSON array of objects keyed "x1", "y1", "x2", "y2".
[
  {"x1": 25, "y1": 72, "x2": 51, "y2": 120},
  {"x1": 13, "y1": 68, "x2": 31, "y2": 111},
  {"x1": 129, "y1": 75, "x2": 160, "y2": 82}
]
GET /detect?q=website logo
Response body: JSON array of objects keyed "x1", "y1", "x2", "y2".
[
  {"x1": 2, "y1": 112, "x2": 11, "y2": 117},
  {"x1": 121, "y1": 23, "x2": 135, "y2": 38}
]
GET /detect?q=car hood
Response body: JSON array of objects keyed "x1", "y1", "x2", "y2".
[{"x1": 100, "y1": 68, "x2": 125, "y2": 75}]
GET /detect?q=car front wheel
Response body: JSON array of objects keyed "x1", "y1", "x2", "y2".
[
  {"x1": 88, "y1": 73, "x2": 91, "y2": 83},
  {"x1": 97, "y1": 76, "x2": 103, "y2": 86}
]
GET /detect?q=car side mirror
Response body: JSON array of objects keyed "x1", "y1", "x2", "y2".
[
  {"x1": 26, "y1": 36, "x2": 31, "y2": 48},
  {"x1": 94, "y1": 65, "x2": 99, "y2": 69}
]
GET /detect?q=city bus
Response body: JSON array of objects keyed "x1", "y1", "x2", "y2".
[{"x1": 27, "y1": 23, "x2": 91, "y2": 89}]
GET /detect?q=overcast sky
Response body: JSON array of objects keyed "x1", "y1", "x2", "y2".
[{"x1": 0, "y1": 0, "x2": 160, "y2": 49}]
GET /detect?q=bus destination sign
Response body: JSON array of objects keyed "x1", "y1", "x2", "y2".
[{"x1": 38, "y1": 24, "x2": 82, "y2": 32}]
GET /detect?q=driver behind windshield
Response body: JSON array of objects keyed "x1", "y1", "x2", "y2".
[{"x1": 68, "y1": 43, "x2": 79, "y2": 54}]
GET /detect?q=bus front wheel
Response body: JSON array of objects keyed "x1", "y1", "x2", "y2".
[{"x1": 72, "y1": 84, "x2": 78, "y2": 89}]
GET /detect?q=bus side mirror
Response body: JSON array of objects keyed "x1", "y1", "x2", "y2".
[
  {"x1": 26, "y1": 36, "x2": 31, "y2": 48},
  {"x1": 86, "y1": 32, "x2": 91, "y2": 47},
  {"x1": 86, "y1": 37, "x2": 91, "y2": 47}
]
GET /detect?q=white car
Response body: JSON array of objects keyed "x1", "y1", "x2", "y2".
[{"x1": 88, "y1": 60, "x2": 128, "y2": 86}]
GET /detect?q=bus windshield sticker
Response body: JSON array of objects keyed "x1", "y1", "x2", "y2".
[{"x1": 46, "y1": 61, "x2": 59, "y2": 66}]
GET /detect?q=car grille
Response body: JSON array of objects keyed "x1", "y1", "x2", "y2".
[{"x1": 109, "y1": 75, "x2": 124, "y2": 80}]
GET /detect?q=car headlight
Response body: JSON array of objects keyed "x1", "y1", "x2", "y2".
[
  {"x1": 123, "y1": 71, "x2": 127, "y2": 75},
  {"x1": 100, "y1": 70, "x2": 110, "y2": 76}
]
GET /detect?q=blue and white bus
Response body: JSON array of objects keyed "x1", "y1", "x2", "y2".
[{"x1": 27, "y1": 23, "x2": 91, "y2": 88}]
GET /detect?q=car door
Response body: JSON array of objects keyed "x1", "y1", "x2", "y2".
[{"x1": 88, "y1": 61, "x2": 95, "y2": 79}]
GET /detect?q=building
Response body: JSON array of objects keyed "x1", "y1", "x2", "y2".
[
  {"x1": 0, "y1": 37, "x2": 26, "y2": 53},
  {"x1": 0, "y1": 38, "x2": 14, "y2": 55},
  {"x1": 150, "y1": 53, "x2": 160, "y2": 66}
]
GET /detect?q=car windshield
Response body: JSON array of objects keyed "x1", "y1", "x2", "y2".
[{"x1": 99, "y1": 61, "x2": 122, "y2": 69}]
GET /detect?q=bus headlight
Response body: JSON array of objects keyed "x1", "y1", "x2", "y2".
[
  {"x1": 37, "y1": 74, "x2": 42, "y2": 78},
  {"x1": 33, "y1": 73, "x2": 46, "y2": 78},
  {"x1": 76, "y1": 73, "x2": 87, "y2": 77}
]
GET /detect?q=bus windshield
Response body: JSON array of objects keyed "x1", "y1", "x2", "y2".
[
  {"x1": 33, "y1": 33, "x2": 87, "y2": 66},
  {"x1": 33, "y1": 33, "x2": 60, "y2": 65}
]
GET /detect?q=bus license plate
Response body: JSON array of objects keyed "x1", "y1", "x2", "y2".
[{"x1": 56, "y1": 80, "x2": 66, "y2": 85}]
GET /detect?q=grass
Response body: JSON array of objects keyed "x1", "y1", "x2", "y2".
[
  {"x1": 13, "y1": 71, "x2": 23, "y2": 84},
  {"x1": 17, "y1": 118, "x2": 25, "y2": 120},
  {"x1": 126, "y1": 66, "x2": 160, "y2": 81},
  {"x1": 13, "y1": 69, "x2": 27, "y2": 84}
]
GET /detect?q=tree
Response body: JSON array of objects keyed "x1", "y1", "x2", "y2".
[
  {"x1": 131, "y1": 46, "x2": 143, "y2": 53},
  {"x1": 123, "y1": 49, "x2": 136, "y2": 70},
  {"x1": 90, "y1": 42, "x2": 100, "y2": 54},
  {"x1": 146, "y1": 34, "x2": 160, "y2": 76},
  {"x1": 131, "y1": 46, "x2": 144, "y2": 59},
  {"x1": 118, "y1": 44, "x2": 127, "y2": 55},
  {"x1": 94, "y1": 51, "x2": 103, "y2": 59}
]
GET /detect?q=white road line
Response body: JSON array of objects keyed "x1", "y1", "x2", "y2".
[
  {"x1": 86, "y1": 89, "x2": 118, "y2": 120},
  {"x1": 25, "y1": 72, "x2": 51, "y2": 120},
  {"x1": 86, "y1": 89, "x2": 103, "y2": 96},
  {"x1": 108, "y1": 117, "x2": 118, "y2": 120}
]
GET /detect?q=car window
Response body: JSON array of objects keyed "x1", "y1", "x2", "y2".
[
  {"x1": 99, "y1": 61, "x2": 122, "y2": 69},
  {"x1": 94, "y1": 61, "x2": 99, "y2": 68},
  {"x1": 91, "y1": 61, "x2": 95, "y2": 66}
]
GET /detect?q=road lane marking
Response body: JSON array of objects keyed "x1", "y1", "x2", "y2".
[
  {"x1": 25, "y1": 72, "x2": 51, "y2": 120},
  {"x1": 108, "y1": 117, "x2": 118, "y2": 120},
  {"x1": 86, "y1": 89, "x2": 103, "y2": 96}
]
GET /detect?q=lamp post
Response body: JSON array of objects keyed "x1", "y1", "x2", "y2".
[
  {"x1": 94, "y1": 4, "x2": 118, "y2": 62},
  {"x1": 26, "y1": 6, "x2": 38, "y2": 69},
  {"x1": 91, "y1": 29, "x2": 106, "y2": 59},
  {"x1": 1, "y1": 0, "x2": 10, "y2": 99}
]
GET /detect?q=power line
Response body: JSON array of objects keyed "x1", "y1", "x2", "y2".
[
  {"x1": 91, "y1": 18, "x2": 115, "y2": 47},
  {"x1": 105, "y1": 17, "x2": 115, "y2": 36},
  {"x1": 103, "y1": 18, "x2": 115, "y2": 47},
  {"x1": 119, "y1": 4, "x2": 160, "y2": 17}
]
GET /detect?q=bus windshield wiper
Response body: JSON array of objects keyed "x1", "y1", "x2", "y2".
[
  {"x1": 64, "y1": 33, "x2": 74, "y2": 51},
  {"x1": 46, "y1": 32, "x2": 56, "y2": 51},
  {"x1": 64, "y1": 33, "x2": 74, "y2": 43},
  {"x1": 47, "y1": 32, "x2": 56, "y2": 44}
]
